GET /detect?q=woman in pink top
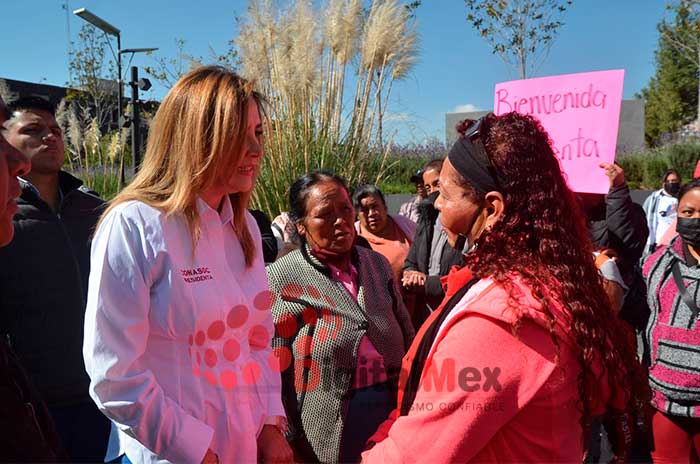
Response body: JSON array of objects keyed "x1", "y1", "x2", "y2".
[
  {"x1": 352, "y1": 184, "x2": 417, "y2": 282},
  {"x1": 362, "y1": 113, "x2": 643, "y2": 463},
  {"x1": 266, "y1": 170, "x2": 415, "y2": 463}
]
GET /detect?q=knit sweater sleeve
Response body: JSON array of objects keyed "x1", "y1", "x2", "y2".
[{"x1": 362, "y1": 313, "x2": 558, "y2": 463}]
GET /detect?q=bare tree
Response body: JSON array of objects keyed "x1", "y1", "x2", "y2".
[
  {"x1": 68, "y1": 24, "x2": 117, "y2": 131},
  {"x1": 465, "y1": 0, "x2": 572, "y2": 79},
  {"x1": 661, "y1": 0, "x2": 700, "y2": 125},
  {"x1": 144, "y1": 38, "x2": 239, "y2": 89},
  {"x1": 144, "y1": 38, "x2": 199, "y2": 88}
]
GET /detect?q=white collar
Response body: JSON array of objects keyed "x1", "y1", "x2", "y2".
[{"x1": 196, "y1": 194, "x2": 234, "y2": 226}]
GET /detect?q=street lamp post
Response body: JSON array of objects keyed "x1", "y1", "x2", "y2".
[
  {"x1": 73, "y1": 8, "x2": 157, "y2": 179},
  {"x1": 127, "y1": 66, "x2": 152, "y2": 170},
  {"x1": 73, "y1": 8, "x2": 123, "y2": 129}
]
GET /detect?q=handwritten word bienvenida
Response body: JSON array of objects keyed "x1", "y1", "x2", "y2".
[
  {"x1": 495, "y1": 84, "x2": 608, "y2": 116},
  {"x1": 496, "y1": 84, "x2": 608, "y2": 161}
]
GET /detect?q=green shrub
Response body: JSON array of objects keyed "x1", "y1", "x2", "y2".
[
  {"x1": 373, "y1": 139, "x2": 447, "y2": 194},
  {"x1": 376, "y1": 156, "x2": 429, "y2": 194},
  {"x1": 378, "y1": 181, "x2": 413, "y2": 195},
  {"x1": 89, "y1": 169, "x2": 123, "y2": 200},
  {"x1": 617, "y1": 153, "x2": 646, "y2": 190},
  {"x1": 643, "y1": 154, "x2": 670, "y2": 189},
  {"x1": 666, "y1": 143, "x2": 700, "y2": 181},
  {"x1": 67, "y1": 166, "x2": 127, "y2": 201},
  {"x1": 617, "y1": 143, "x2": 700, "y2": 189}
]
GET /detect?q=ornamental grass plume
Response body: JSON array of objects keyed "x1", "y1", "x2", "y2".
[
  {"x1": 289, "y1": 0, "x2": 320, "y2": 98},
  {"x1": 324, "y1": 0, "x2": 362, "y2": 64},
  {"x1": 67, "y1": 103, "x2": 83, "y2": 162},
  {"x1": 55, "y1": 99, "x2": 69, "y2": 137},
  {"x1": 238, "y1": 0, "x2": 275, "y2": 82},
  {"x1": 391, "y1": 25, "x2": 419, "y2": 80},
  {"x1": 106, "y1": 130, "x2": 121, "y2": 164},
  {"x1": 86, "y1": 117, "x2": 101, "y2": 160},
  {"x1": 238, "y1": 0, "x2": 419, "y2": 218},
  {"x1": 354, "y1": 0, "x2": 419, "y2": 145},
  {"x1": 79, "y1": 116, "x2": 102, "y2": 187},
  {"x1": 102, "y1": 129, "x2": 126, "y2": 194},
  {"x1": 55, "y1": 99, "x2": 72, "y2": 170},
  {"x1": 360, "y1": 0, "x2": 407, "y2": 71},
  {"x1": 323, "y1": 0, "x2": 363, "y2": 136}
]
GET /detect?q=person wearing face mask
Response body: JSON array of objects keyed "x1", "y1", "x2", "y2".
[
  {"x1": 656, "y1": 170, "x2": 700, "y2": 248},
  {"x1": 266, "y1": 170, "x2": 415, "y2": 463},
  {"x1": 644, "y1": 169, "x2": 682, "y2": 255},
  {"x1": 362, "y1": 113, "x2": 643, "y2": 463},
  {"x1": 642, "y1": 178, "x2": 700, "y2": 462}
]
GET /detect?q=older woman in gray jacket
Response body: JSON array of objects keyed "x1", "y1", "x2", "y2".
[{"x1": 266, "y1": 170, "x2": 415, "y2": 463}]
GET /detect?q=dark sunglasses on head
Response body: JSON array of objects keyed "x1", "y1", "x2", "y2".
[{"x1": 463, "y1": 116, "x2": 501, "y2": 189}]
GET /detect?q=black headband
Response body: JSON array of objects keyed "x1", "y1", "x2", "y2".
[{"x1": 447, "y1": 131, "x2": 502, "y2": 194}]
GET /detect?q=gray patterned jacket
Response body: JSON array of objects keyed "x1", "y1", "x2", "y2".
[
  {"x1": 643, "y1": 235, "x2": 700, "y2": 417},
  {"x1": 266, "y1": 245, "x2": 415, "y2": 462}
]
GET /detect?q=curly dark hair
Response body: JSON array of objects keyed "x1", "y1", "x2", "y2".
[{"x1": 454, "y1": 112, "x2": 640, "y2": 444}]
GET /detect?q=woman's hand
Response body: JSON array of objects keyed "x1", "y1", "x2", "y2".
[
  {"x1": 402, "y1": 270, "x2": 426, "y2": 292},
  {"x1": 201, "y1": 448, "x2": 219, "y2": 464},
  {"x1": 257, "y1": 425, "x2": 293, "y2": 463},
  {"x1": 599, "y1": 162, "x2": 625, "y2": 189}
]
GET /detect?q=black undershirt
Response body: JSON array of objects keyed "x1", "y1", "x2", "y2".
[{"x1": 683, "y1": 240, "x2": 699, "y2": 267}]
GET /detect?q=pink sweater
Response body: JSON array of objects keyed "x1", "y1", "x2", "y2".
[{"x1": 362, "y1": 270, "x2": 616, "y2": 463}]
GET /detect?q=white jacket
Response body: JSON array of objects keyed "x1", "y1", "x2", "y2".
[
  {"x1": 643, "y1": 188, "x2": 678, "y2": 250},
  {"x1": 83, "y1": 196, "x2": 284, "y2": 463}
]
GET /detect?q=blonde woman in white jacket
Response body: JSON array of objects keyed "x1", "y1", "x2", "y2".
[{"x1": 83, "y1": 66, "x2": 292, "y2": 464}]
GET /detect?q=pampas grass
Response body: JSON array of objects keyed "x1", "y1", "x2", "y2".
[
  {"x1": 238, "y1": 0, "x2": 419, "y2": 218},
  {"x1": 56, "y1": 97, "x2": 125, "y2": 199},
  {"x1": 67, "y1": 102, "x2": 83, "y2": 168}
]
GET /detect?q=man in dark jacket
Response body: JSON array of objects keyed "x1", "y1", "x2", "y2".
[
  {"x1": 0, "y1": 96, "x2": 109, "y2": 461},
  {"x1": 0, "y1": 96, "x2": 67, "y2": 461},
  {"x1": 402, "y1": 159, "x2": 463, "y2": 329}
]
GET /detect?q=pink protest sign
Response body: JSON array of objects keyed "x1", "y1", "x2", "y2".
[{"x1": 494, "y1": 69, "x2": 624, "y2": 194}]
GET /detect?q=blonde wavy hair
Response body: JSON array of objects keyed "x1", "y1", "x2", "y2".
[{"x1": 101, "y1": 65, "x2": 263, "y2": 266}]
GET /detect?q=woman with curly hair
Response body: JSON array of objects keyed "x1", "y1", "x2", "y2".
[{"x1": 362, "y1": 112, "x2": 641, "y2": 463}]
